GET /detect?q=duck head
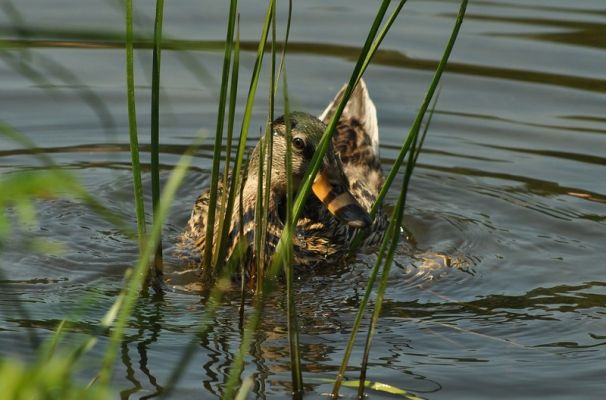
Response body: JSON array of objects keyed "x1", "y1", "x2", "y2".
[{"x1": 248, "y1": 112, "x2": 371, "y2": 228}]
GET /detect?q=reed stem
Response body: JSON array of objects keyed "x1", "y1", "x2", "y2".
[
  {"x1": 150, "y1": 0, "x2": 165, "y2": 292},
  {"x1": 124, "y1": 0, "x2": 146, "y2": 250},
  {"x1": 202, "y1": 0, "x2": 239, "y2": 276}
]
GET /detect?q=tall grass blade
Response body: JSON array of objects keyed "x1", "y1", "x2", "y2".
[
  {"x1": 357, "y1": 0, "x2": 408, "y2": 82},
  {"x1": 150, "y1": 0, "x2": 166, "y2": 292},
  {"x1": 0, "y1": 124, "x2": 136, "y2": 237},
  {"x1": 254, "y1": 0, "x2": 278, "y2": 290},
  {"x1": 216, "y1": 0, "x2": 274, "y2": 278},
  {"x1": 282, "y1": 70, "x2": 303, "y2": 396},
  {"x1": 357, "y1": 85, "x2": 441, "y2": 399},
  {"x1": 202, "y1": 0, "x2": 239, "y2": 276},
  {"x1": 125, "y1": 0, "x2": 146, "y2": 250},
  {"x1": 357, "y1": 167, "x2": 412, "y2": 398},
  {"x1": 274, "y1": 0, "x2": 292, "y2": 91},
  {"x1": 333, "y1": 1, "x2": 468, "y2": 396},
  {"x1": 221, "y1": 2, "x2": 276, "y2": 394}
]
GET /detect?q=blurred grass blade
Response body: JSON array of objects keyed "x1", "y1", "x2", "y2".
[
  {"x1": 202, "y1": 0, "x2": 239, "y2": 274},
  {"x1": 0, "y1": 123, "x2": 136, "y2": 237},
  {"x1": 98, "y1": 138, "x2": 199, "y2": 386},
  {"x1": 253, "y1": 0, "x2": 279, "y2": 290},
  {"x1": 150, "y1": 0, "x2": 166, "y2": 291},
  {"x1": 125, "y1": 0, "x2": 147, "y2": 249}
]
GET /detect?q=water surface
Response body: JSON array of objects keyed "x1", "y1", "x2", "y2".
[{"x1": 1, "y1": 0, "x2": 605, "y2": 398}]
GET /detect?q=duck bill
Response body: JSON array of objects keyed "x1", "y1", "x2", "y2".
[{"x1": 312, "y1": 169, "x2": 372, "y2": 228}]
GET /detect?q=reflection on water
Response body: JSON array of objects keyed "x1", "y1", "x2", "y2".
[{"x1": 1, "y1": 0, "x2": 606, "y2": 399}]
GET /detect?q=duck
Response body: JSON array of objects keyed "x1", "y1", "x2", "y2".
[{"x1": 179, "y1": 80, "x2": 387, "y2": 271}]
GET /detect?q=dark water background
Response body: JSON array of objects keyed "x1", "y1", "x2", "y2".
[{"x1": 1, "y1": 0, "x2": 605, "y2": 398}]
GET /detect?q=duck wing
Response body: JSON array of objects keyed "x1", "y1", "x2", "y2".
[{"x1": 319, "y1": 79, "x2": 383, "y2": 211}]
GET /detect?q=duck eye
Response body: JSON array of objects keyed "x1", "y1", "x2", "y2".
[{"x1": 292, "y1": 137, "x2": 306, "y2": 151}]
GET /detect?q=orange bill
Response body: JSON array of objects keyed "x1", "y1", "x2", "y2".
[{"x1": 311, "y1": 170, "x2": 371, "y2": 228}]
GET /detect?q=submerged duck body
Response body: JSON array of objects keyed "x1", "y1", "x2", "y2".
[{"x1": 180, "y1": 80, "x2": 387, "y2": 269}]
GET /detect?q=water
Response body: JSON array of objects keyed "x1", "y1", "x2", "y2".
[{"x1": 1, "y1": 0, "x2": 605, "y2": 398}]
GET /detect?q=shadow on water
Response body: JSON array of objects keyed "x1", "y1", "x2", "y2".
[{"x1": 3, "y1": 34, "x2": 606, "y2": 94}]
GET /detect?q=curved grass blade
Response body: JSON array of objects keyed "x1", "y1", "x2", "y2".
[
  {"x1": 333, "y1": 1, "x2": 468, "y2": 396},
  {"x1": 218, "y1": 1, "x2": 396, "y2": 397},
  {"x1": 370, "y1": 0, "x2": 468, "y2": 219}
]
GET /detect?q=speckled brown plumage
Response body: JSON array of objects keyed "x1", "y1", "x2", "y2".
[{"x1": 179, "y1": 80, "x2": 387, "y2": 271}]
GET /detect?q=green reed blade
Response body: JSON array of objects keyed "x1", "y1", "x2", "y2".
[
  {"x1": 97, "y1": 139, "x2": 198, "y2": 386},
  {"x1": 282, "y1": 70, "x2": 304, "y2": 396},
  {"x1": 254, "y1": 132, "x2": 266, "y2": 287},
  {"x1": 124, "y1": 0, "x2": 146, "y2": 250},
  {"x1": 217, "y1": 0, "x2": 274, "y2": 278},
  {"x1": 150, "y1": 0, "x2": 165, "y2": 291},
  {"x1": 221, "y1": 2, "x2": 276, "y2": 394},
  {"x1": 202, "y1": 0, "x2": 239, "y2": 275},
  {"x1": 226, "y1": 1, "x2": 396, "y2": 395},
  {"x1": 353, "y1": 0, "x2": 408, "y2": 87},
  {"x1": 357, "y1": 83, "x2": 441, "y2": 400},
  {"x1": 214, "y1": 16, "x2": 241, "y2": 268},
  {"x1": 288, "y1": 0, "x2": 392, "y2": 224},
  {"x1": 345, "y1": 0, "x2": 408, "y2": 252},
  {"x1": 254, "y1": 2, "x2": 278, "y2": 290},
  {"x1": 214, "y1": 17, "x2": 241, "y2": 270},
  {"x1": 334, "y1": 1, "x2": 468, "y2": 396},
  {"x1": 349, "y1": 0, "x2": 465, "y2": 252},
  {"x1": 357, "y1": 93, "x2": 428, "y2": 393},
  {"x1": 274, "y1": 0, "x2": 292, "y2": 93},
  {"x1": 330, "y1": 204, "x2": 392, "y2": 397},
  {"x1": 267, "y1": 0, "x2": 393, "y2": 288},
  {"x1": 358, "y1": 158, "x2": 412, "y2": 398},
  {"x1": 371, "y1": 0, "x2": 468, "y2": 218}
]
